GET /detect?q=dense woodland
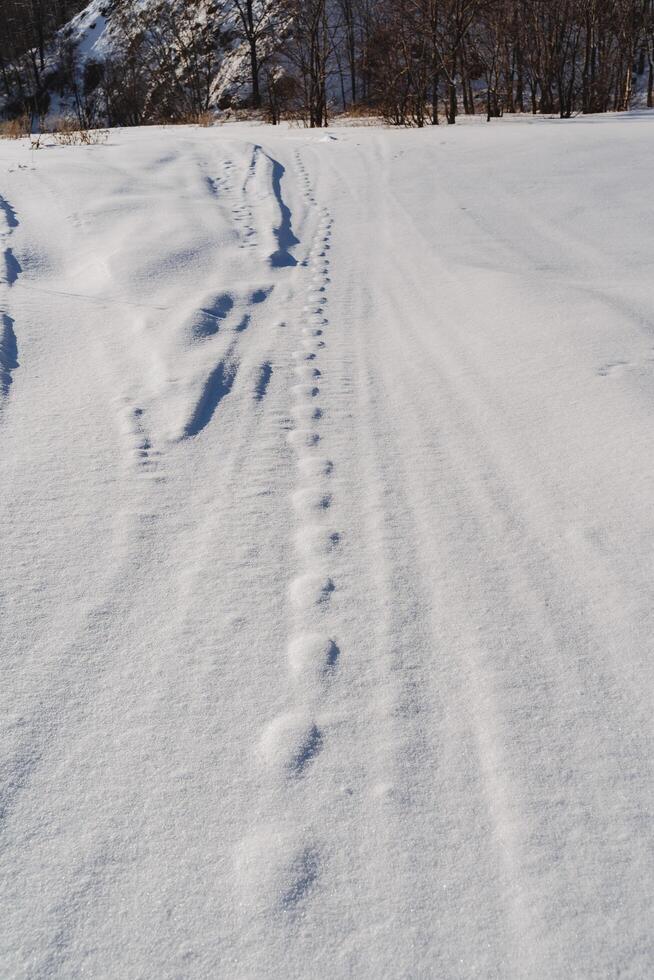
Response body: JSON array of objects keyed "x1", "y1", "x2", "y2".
[{"x1": 1, "y1": 0, "x2": 653, "y2": 127}]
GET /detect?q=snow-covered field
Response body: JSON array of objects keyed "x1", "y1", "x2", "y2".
[{"x1": 1, "y1": 114, "x2": 653, "y2": 978}]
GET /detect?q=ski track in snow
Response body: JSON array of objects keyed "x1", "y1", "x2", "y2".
[{"x1": 1, "y1": 118, "x2": 654, "y2": 979}]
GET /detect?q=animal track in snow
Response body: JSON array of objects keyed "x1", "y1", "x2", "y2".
[
  {"x1": 115, "y1": 400, "x2": 164, "y2": 481},
  {"x1": 303, "y1": 302, "x2": 327, "y2": 316},
  {"x1": 298, "y1": 457, "x2": 334, "y2": 479},
  {"x1": 289, "y1": 724, "x2": 324, "y2": 775},
  {"x1": 292, "y1": 383, "x2": 320, "y2": 400},
  {"x1": 279, "y1": 846, "x2": 322, "y2": 913},
  {"x1": 228, "y1": 152, "x2": 258, "y2": 249},
  {"x1": 292, "y1": 489, "x2": 333, "y2": 515},
  {"x1": 0, "y1": 195, "x2": 21, "y2": 406},
  {"x1": 290, "y1": 573, "x2": 335, "y2": 611},
  {"x1": 295, "y1": 526, "x2": 340, "y2": 559},
  {"x1": 234, "y1": 831, "x2": 322, "y2": 922},
  {"x1": 234, "y1": 314, "x2": 251, "y2": 333},
  {"x1": 209, "y1": 159, "x2": 238, "y2": 198},
  {"x1": 259, "y1": 712, "x2": 324, "y2": 777},
  {"x1": 287, "y1": 633, "x2": 340, "y2": 681},
  {"x1": 0, "y1": 312, "x2": 18, "y2": 398},
  {"x1": 184, "y1": 284, "x2": 273, "y2": 342},
  {"x1": 254, "y1": 361, "x2": 273, "y2": 401},
  {"x1": 184, "y1": 292, "x2": 234, "y2": 339},
  {"x1": 0, "y1": 195, "x2": 18, "y2": 231},
  {"x1": 292, "y1": 404, "x2": 323, "y2": 424},
  {"x1": 287, "y1": 429, "x2": 320, "y2": 450},
  {"x1": 251, "y1": 286, "x2": 273, "y2": 304},
  {"x1": 295, "y1": 363, "x2": 321, "y2": 380},
  {"x1": 181, "y1": 353, "x2": 239, "y2": 439},
  {"x1": 1, "y1": 247, "x2": 21, "y2": 287}
]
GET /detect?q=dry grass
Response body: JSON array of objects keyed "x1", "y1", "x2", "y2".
[
  {"x1": 194, "y1": 110, "x2": 216, "y2": 127},
  {"x1": 162, "y1": 111, "x2": 217, "y2": 127},
  {"x1": 27, "y1": 118, "x2": 109, "y2": 149},
  {"x1": 49, "y1": 117, "x2": 109, "y2": 146},
  {"x1": 341, "y1": 102, "x2": 383, "y2": 119},
  {"x1": 0, "y1": 115, "x2": 31, "y2": 140}
]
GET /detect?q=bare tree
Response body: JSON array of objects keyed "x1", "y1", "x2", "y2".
[
  {"x1": 286, "y1": 0, "x2": 331, "y2": 127},
  {"x1": 3, "y1": 0, "x2": 652, "y2": 127},
  {"x1": 230, "y1": 0, "x2": 278, "y2": 107}
]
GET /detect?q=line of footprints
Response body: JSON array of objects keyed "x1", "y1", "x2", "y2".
[
  {"x1": 210, "y1": 155, "x2": 258, "y2": 252},
  {"x1": 233, "y1": 151, "x2": 258, "y2": 251},
  {"x1": 257, "y1": 156, "x2": 340, "y2": 912}
]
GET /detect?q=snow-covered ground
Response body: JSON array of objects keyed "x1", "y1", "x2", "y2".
[{"x1": 1, "y1": 114, "x2": 653, "y2": 978}]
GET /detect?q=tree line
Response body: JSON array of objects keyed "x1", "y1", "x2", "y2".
[
  {"x1": 0, "y1": 1, "x2": 86, "y2": 116},
  {"x1": 1, "y1": 0, "x2": 653, "y2": 127}
]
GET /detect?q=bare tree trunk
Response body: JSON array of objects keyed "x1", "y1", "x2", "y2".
[{"x1": 447, "y1": 49, "x2": 457, "y2": 123}]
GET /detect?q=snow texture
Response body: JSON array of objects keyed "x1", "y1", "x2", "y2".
[{"x1": 1, "y1": 114, "x2": 654, "y2": 978}]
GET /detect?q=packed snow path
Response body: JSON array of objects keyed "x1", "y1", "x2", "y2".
[{"x1": 1, "y1": 117, "x2": 653, "y2": 978}]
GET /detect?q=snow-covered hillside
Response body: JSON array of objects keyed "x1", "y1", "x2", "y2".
[
  {"x1": 1, "y1": 114, "x2": 654, "y2": 977},
  {"x1": 64, "y1": 1, "x2": 111, "y2": 64},
  {"x1": 61, "y1": 0, "x2": 266, "y2": 111}
]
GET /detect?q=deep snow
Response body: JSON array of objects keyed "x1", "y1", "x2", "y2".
[{"x1": 1, "y1": 114, "x2": 654, "y2": 978}]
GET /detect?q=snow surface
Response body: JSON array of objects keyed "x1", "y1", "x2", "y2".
[{"x1": 1, "y1": 114, "x2": 654, "y2": 978}]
